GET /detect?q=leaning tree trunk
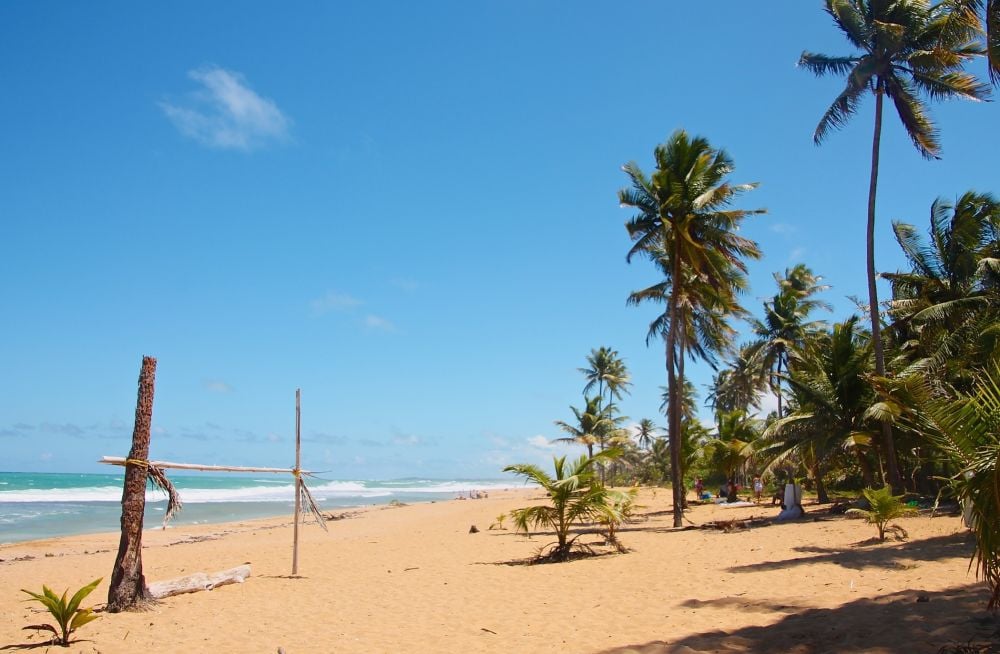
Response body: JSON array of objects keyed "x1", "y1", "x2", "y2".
[
  {"x1": 107, "y1": 356, "x2": 157, "y2": 612},
  {"x1": 867, "y1": 87, "x2": 903, "y2": 493}
]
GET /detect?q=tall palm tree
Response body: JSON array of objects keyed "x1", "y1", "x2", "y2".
[
  {"x1": 622, "y1": 129, "x2": 763, "y2": 526},
  {"x1": 706, "y1": 410, "x2": 762, "y2": 500},
  {"x1": 745, "y1": 265, "x2": 831, "y2": 419},
  {"x1": 634, "y1": 418, "x2": 660, "y2": 451},
  {"x1": 955, "y1": 0, "x2": 1000, "y2": 81},
  {"x1": 580, "y1": 347, "x2": 632, "y2": 415},
  {"x1": 762, "y1": 317, "x2": 879, "y2": 500},
  {"x1": 552, "y1": 396, "x2": 622, "y2": 458},
  {"x1": 800, "y1": 0, "x2": 989, "y2": 490},
  {"x1": 885, "y1": 191, "x2": 1000, "y2": 345},
  {"x1": 708, "y1": 346, "x2": 766, "y2": 415}
]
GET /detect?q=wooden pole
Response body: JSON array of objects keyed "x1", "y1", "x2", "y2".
[
  {"x1": 292, "y1": 388, "x2": 302, "y2": 576},
  {"x1": 99, "y1": 457, "x2": 310, "y2": 475},
  {"x1": 107, "y1": 356, "x2": 157, "y2": 612}
]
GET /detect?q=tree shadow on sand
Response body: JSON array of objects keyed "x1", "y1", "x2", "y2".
[
  {"x1": 725, "y1": 532, "x2": 973, "y2": 574},
  {"x1": 595, "y1": 584, "x2": 1000, "y2": 654}
]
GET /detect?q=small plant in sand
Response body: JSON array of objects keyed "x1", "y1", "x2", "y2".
[
  {"x1": 504, "y1": 448, "x2": 622, "y2": 561},
  {"x1": 21, "y1": 577, "x2": 102, "y2": 647},
  {"x1": 600, "y1": 487, "x2": 638, "y2": 552},
  {"x1": 489, "y1": 512, "x2": 508, "y2": 530},
  {"x1": 847, "y1": 486, "x2": 916, "y2": 541}
]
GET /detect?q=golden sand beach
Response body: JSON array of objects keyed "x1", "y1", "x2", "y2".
[{"x1": 0, "y1": 489, "x2": 995, "y2": 653}]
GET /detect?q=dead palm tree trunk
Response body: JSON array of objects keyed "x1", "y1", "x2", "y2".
[{"x1": 107, "y1": 356, "x2": 156, "y2": 612}]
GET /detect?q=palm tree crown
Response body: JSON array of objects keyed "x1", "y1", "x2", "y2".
[{"x1": 801, "y1": 0, "x2": 989, "y2": 158}]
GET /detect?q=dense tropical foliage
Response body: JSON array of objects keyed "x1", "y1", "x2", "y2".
[{"x1": 505, "y1": 0, "x2": 999, "y2": 605}]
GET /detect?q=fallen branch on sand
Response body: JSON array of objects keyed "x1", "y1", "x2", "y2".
[
  {"x1": 147, "y1": 564, "x2": 251, "y2": 599},
  {"x1": 700, "y1": 517, "x2": 772, "y2": 532}
]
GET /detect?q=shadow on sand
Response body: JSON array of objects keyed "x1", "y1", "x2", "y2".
[
  {"x1": 725, "y1": 532, "x2": 973, "y2": 574},
  {"x1": 596, "y1": 584, "x2": 999, "y2": 654}
]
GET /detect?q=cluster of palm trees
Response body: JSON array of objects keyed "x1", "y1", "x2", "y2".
[
  {"x1": 505, "y1": 0, "x2": 1000, "y2": 598},
  {"x1": 616, "y1": 0, "x2": 1000, "y2": 601}
]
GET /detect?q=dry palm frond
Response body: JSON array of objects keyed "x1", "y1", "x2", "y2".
[{"x1": 147, "y1": 464, "x2": 182, "y2": 528}]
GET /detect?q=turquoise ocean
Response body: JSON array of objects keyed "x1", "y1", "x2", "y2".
[{"x1": 0, "y1": 471, "x2": 513, "y2": 544}]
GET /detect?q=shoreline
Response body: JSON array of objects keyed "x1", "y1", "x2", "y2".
[
  {"x1": 2, "y1": 488, "x2": 996, "y2": 653},
  {"x1": 0, "y1": 471, "x2": 519, "y2": 545}
]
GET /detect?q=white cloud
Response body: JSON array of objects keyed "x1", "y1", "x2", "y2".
[
  {"x1": 527, "y1": 435, "x2": 555, "y2": 450},
  {"x1": 364, "y1": 314, "x2": 396, "y2": 332},
  {"x1": 788, "y1": 247, "x2": 806, "y2": 263},
  {"x1": 310, "y1": 291, "x2": 362, "y2": 315},
  {"x1": 161, "y1": 66, "x2": 290, "y2": 151}
]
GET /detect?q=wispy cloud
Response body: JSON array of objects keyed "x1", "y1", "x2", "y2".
[
  {"x1": 770, "y1": 223, "x2": 797, "y2": 235},
  {"x1": 390, "y1": 278, "x2": 419, "y2": 292},
  {"x1": 161, "y1": 66, "x2": 290, "y2": 151},
  {"x1": 364, "y1": 314, "x2": 396, "y2": 332},
  {"x1": 310, "y1": 290, "x2": 362, "y2": 315},
  {"x1": 204, "y1": 379, "x2": 234, "y2": 393},
  {"x1": 527, "y1": 435, "x2": 555, "y2": 450}
]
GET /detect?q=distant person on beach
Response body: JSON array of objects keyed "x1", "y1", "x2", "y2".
[
  {"x1": 753, "y1": 476, "x2": 763, "y2": 503},
  {"x1": 694, "y1": 477, "x2": 704, "y2": 500}
]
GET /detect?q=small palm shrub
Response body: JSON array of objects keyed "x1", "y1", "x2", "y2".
[
  {"x1": 504, "y1": 448, "x2": 622, "y2": 561},
  {"x1": 847, "y1": 486, "x2": 916, "y2": 541},
  {"x1": 21, "y1": 578, "x2": 102, "y2": 646},
  {"x1": 489, "y1": 512, "x2": 508, "y2": 530},
  {"x1": 601, "y1": 487, "x2": 638, "y2": 551}
]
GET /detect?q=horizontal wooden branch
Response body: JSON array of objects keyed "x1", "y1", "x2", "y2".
[
  {"x1": 148, "y1": 564, "x2": 251, "y2": 599},
  {"x1": 99, "y1": 456, "x2": 311, "y2": 475}
]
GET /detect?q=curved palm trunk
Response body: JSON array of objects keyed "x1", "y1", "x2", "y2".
[{"x1": 867, "y1": 88, "x2": 903, "y2": 493}]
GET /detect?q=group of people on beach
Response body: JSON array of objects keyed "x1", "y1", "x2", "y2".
[
  {"x1": 455, "y1": 490, "x2": 489, "y2": 500},
  {"x1": 693, "y1": 476, "x2": 765, "y2": 503}
]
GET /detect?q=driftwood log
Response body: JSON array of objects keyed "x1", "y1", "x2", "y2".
[{"x1": 147, "y1": 564, "x2": 251, "y2": 599}]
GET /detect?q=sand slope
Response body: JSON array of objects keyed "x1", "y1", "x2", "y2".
[{"x1": 1, "y1": 489, "x2": 997, "y2": 653}]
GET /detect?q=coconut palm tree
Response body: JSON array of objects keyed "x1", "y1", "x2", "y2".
[
  {"x1": 955, "y1": 0, "x2": 1000, "y2": 81},
  {"x1": 892, "y1": 362, "x2": 1000, "y2": 606},
  {"x1": 580, "y1": 347, "x2": 632, "y2": 415},
  {"x1": 622, "y1": 131, "x2": 762, "y2": 526},
  {"x1": 800, "y1": 0, "x2": 990, "y2": 490},
  {"x1": 705, "y1": 410, "x2": 762, "y2": 501},
  {"x1": 634, "y1": 418, "x2": 660, "y2": 451},
  {"x1": 552, "y1": 396, "x2": 618, "y2": 458},
  {"x1": 504, "y1": 449, "x2": 625, "y2": 561},
  {"x1": 762, "y1": 317, "x2": 878, "y2": 500},
  {"x1": 884, "y1": 191, "x2": 1000, "y2": 380},
  {"x1": 708, "y1": 347, "x2": 766, "y2": 415},
  {"x1": 745, "y1": 265, "x2": 831, "y2": 419}
]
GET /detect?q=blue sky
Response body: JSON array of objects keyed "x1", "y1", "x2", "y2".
[{"x1": 1, "y1": 2, "x2": 997, "y2": 478}]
